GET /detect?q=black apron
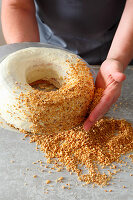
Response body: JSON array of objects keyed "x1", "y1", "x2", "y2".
[{"x1": 35, "y1": 0, "x2": 126, "y2": 64}]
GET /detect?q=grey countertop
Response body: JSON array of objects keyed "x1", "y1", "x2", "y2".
[{"x1": 0, "y1": 43, "x2": 133, "y2": 200}]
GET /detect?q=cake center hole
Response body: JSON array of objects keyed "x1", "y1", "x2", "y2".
[{"x1": 29, "y1": 79, "x2": 58, "y2": 92}]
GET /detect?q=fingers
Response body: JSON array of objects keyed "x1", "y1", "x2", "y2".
[
  {"x1": 84, "y1": 58, "x2": 125, "y2": 132},
  {"x1": 83, "y1": 91, "x2": 113, "y2": 131}
]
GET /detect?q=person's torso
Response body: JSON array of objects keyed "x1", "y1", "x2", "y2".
[
  {"x1": 35, "y1": 0, "x2": 125, "y2": 38},
  {"x1": 35, "y1": 0, "x2": 126, "y2": 63}
]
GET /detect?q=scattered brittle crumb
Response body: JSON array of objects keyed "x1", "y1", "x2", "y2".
[
  {"x1": 46, "y1": 180, "x2": 51, "y2": 184},
  {"x1": 49, "y1": 185, "x2": 53, "y2": 187},
  {"x1": 28, "y1": 116, "x2": 133, "y2": 186},
  {"x1": 56, "y1": 168, "x2": 61, "y2": 172},
  {"x1": 10, "y1": 160, "x2": 15, "y2": 163},
  {"x1": 109, "y1": 190, "x2": 112, "y2": 192},
  {"x1": 33, "y1": 175, "x2": 37, "y2": 178},
  {"x1": 62, "y1": 186, "x2": 65, "y2": 189},
  {"x1": 56, "y1": 177, "x2": 64, "y2": 183},
  {"x1": 89, "y1": 88, "x2": 104, "y2": 112},
  {"x1": 58, "y1": 177, "x2": 64, "y2": 181}
]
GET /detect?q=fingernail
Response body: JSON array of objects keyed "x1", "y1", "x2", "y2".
[{"x1": 83, "y1": 120, "x2": 94, "y2": 132}]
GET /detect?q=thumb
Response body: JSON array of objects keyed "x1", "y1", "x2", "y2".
[
  {"x1": 111, "y1": 72, "x2": 126, "y2": 83},
  {"x1": 106, "y1": 59, "x2": 126, "y2": 82}
]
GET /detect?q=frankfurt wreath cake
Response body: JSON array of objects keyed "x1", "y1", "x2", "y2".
[{"x1": 0, "y1": 47, "x2": 94, "y2": 134}]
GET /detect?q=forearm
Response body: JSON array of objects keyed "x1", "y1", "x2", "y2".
[
  {"x1": 107, "y1": 0, "x2": 133, "y2": 70},
  {"x1": 1, "y1": 0, "x2": 40, "y2": 44}
]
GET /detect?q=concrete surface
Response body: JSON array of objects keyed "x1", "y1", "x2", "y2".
[{"x1": 0, "y1": 43, "x2": 133, "y2": 200}]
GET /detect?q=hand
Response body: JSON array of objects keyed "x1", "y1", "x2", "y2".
[{"x1": 83, "y1": 58, "x2": 126, "y2": 131}]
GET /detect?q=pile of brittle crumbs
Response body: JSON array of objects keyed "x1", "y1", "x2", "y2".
[{"x1": 23, "y1": 88, "x2": 133, "y2": 186}]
